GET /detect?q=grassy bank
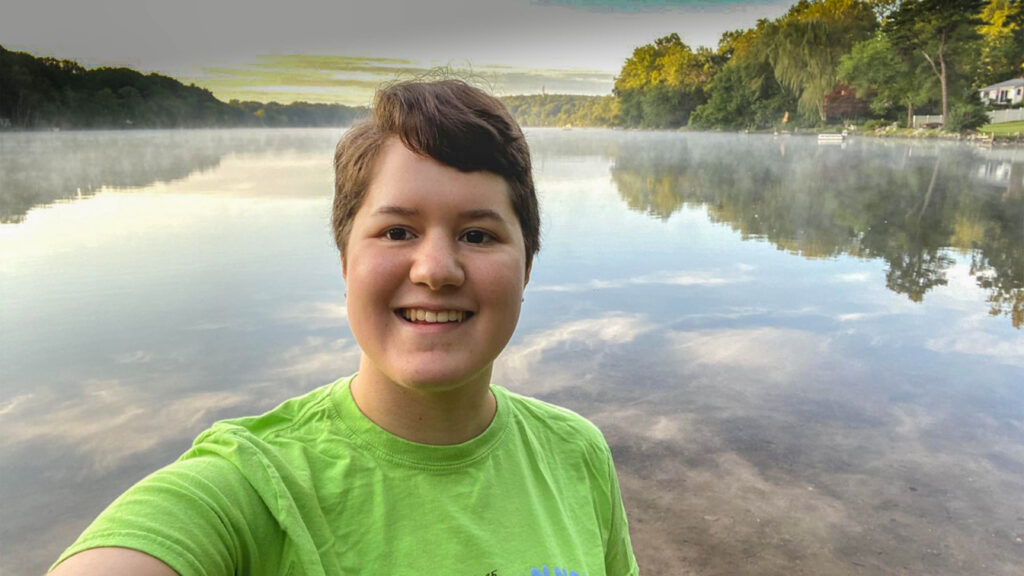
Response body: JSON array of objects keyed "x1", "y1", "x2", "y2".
[{"x1": 979, "y1": 120, "x2": 1024, "y2": 137}]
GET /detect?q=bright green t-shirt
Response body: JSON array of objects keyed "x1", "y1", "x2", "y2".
[{"x1": 55, "y1": 376, "x2": 639, "y2": 576}]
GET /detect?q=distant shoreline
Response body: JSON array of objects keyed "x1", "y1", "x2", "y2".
[{"x1": 6, "y1": 124, "x2": 1021, "y2": 149}]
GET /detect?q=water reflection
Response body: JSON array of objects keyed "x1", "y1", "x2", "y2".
[
  {"x1": 2, "y1": 129, "x2": 1022, "y2": 575},
  {"x1": 496, "y1": 311, "x2": 1023, "y2": 575},
  {"x1": 601, "y1": 133, "x2": 1023, "y2": 327},
  {"x1": 0, "y1": 128, "x2": 342, "y2": 223}
]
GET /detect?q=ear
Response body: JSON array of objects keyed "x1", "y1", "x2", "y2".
[
  {"x1": 524, "y1": 261, "x2": 532, "y2": 286},
  {"x1": 340, "y1": 253, "x2": 347, "y2": 280}
]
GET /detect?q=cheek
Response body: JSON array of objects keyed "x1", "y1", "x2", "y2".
[
  {"x1": 477, "y1": 256, "x2": 527, "y2": 302},
  {"x1": 349, "y1": 248, "x2": 405, "y2": 288},
  {"x1": 344, "y1": 259, "x2": 402, "y2": 327}
]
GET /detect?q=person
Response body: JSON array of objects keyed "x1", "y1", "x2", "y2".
[{"x1": 50, "y1": 79, "x2": 639, "y2": 576}]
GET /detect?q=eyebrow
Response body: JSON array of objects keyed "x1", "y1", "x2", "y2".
[
  {"x1": 371, "y1": 205, "x2": 509, "y2": 224},
  {"x1": 371, "y1": 205, "x2": 419, "y2": 217},
  {"x1": 458, "y1": 208, "x2": 509, "y2": 224}
]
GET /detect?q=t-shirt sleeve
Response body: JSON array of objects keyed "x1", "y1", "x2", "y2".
[
  {"x1": 51, "y1": 455, "x2": 282, "y2": 576},
  {"x1": 603, "y1": 444, "x2": 640, "y2": 576}
]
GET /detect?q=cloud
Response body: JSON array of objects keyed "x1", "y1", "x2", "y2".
[
  {"x1": 0, "y1": 336, "x2": 361, "y2": 479},
  {"x1": 532, "y1": 268, "x2": 748, "y2": 292},
  {"x1": 114, "y1": 350, "x2": 155, "y2": 364},
  {"x1": 667, "y1": 327, "x2": 831, "y2": 384},
  {"x1": 495, "y1": 312, "x2": 654, "y2": 391},
  {"x1": 274, "y1": 300, "x2": 349, "y2": 329},
  {"x1": 834, "y1": 272, "x2": 871, "y2": 283},
  {"x1": 272, "y1": 336, "x2": 362, "y2": 380},
  {"x1": 535, "y1": 0, "x2": 783, "y2": 13},
  {"x1": 926, "y1": 331, "x2": 1024, "y2": 366},
  {"x1": 496, "y1": 313, "x2": 836, "y2": 398},
  {"x1": 0, "y1": 394, "x2": 32, "y2": 417},
  {"x1": 0, "y1": 381, "x2": 250, "y2": 471}
]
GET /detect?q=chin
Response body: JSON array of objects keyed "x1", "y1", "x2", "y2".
[{"x1": 393, "y1": 364, "x2": 493, "y2": 393}]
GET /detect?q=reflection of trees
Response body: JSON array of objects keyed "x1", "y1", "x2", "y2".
[
  {"x1": 965, "y1": 161, "x2": 1024, "y2": 327},
  {"x1": 0, "y1": 129, "x2": 338, "y2": 223},
  {"x1": 610, "y1": 133, "x2": 1023, "y2": 327}
]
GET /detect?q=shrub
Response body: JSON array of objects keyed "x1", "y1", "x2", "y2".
[
  {"x1": 946, "y1": 101, "x2": 991, "y2": 133},
  {"x1": 861, "y1": 119, "x2": 886, "y2": 132}
]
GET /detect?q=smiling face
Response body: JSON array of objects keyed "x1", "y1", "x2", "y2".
[{"x1": 343, "y1": 138, "x2": 530, "y2": 396}]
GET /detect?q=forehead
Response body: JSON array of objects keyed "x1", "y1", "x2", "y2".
[{"x1": 362, "y1": 138, "x2": 515, "y2": 214}]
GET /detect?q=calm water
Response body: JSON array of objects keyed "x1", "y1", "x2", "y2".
[{"x1": 1, "y1": 128, "x2": 1022, "y2": 575}]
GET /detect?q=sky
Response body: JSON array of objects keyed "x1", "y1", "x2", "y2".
[{"x1": 2, "y1": 0, "x2": 793, "y2": 105}]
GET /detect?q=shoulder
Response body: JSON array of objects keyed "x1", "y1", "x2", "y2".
[
  {"x1": 171, "y1": 377, "x2": 355, "y2": 490},
  {"x1": 495, "y1": 386, "x2": 611, "y2": 458},
  {"x1": 191, "y1": 377, "x2": 347, "y2": 449}
]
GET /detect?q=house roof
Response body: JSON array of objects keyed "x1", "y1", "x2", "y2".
[{"x1": 979, "y1": 77, "x2": 1024, "y2": 91}]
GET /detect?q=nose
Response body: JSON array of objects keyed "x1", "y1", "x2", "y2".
[{"x1": 409, "y1": 233, "x2": 465, "y2": 290}]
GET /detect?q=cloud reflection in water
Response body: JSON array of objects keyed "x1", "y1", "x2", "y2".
[{"x1": 497, "y1": 309, "x2": 1024, "y2": 575}]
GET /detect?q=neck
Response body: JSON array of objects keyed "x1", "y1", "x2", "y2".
[{"x1": 350, "y1": 362, "x2": 497, "y2": 445}]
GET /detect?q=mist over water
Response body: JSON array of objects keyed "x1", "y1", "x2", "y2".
[{"x1": 2, "y1": 128, "x2": 1022, "y2": 575}]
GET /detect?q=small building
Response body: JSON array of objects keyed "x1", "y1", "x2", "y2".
[{"x1": 979, "y1": 78, "x2": 1024, "y2": 106}]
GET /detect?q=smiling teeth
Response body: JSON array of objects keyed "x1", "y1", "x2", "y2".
[{"x1": 403, "y1": 309, "x2": 466, "y2": 323}]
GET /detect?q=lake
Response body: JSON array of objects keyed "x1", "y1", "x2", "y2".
[{"x1": 1, "y1": 128, "x2": 1022, "y2": 575}]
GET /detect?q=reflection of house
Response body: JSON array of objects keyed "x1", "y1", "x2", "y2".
[
  {"x1": 973, "y1": 160, "x2": 1024, "y2": 196},
  {"x1": 979, "y1": 78, "x2": 1024, "y2": 106},
  {"x1": 975, "y1": 161, "x2": 1015, "y2": 185}
]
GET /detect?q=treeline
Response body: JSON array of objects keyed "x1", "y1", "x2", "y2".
[
  {"x1": 506, "y1": 0, "x2": 1022, "y2": 131},
  {"x1": 5, "y1": 1, "x2": 1021, "y2": 132},
  {"x1": 616, "y1": 0, "x2": 1023, "y2": 131},
  {"x1": 0, "y1": 46, "x2": 366, "y2": 129},
  {"x1": 501, "y1": 94, "x2": 619, "y2": 128}
]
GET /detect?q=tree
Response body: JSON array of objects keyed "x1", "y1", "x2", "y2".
[
  {"x1": 0, "y1": 46, "x2": 367, "y2": 129},
  {"x1": 974, "y1": 0, "x2": 1024, "y2": 87},
  {"x1": 690, "y1": 23, "x2": 798, "y2": 130},
  {"x1": 613, "y1": 33, "x2": 717, "y2": 128},
  {"x1": 838, "y1": 34, "x2": 935, "y2": 126},
  {"x1": 763, "y1": 0, "x2": 877, "y2": 123},
  {"x1": 500, "y1": 94, "x2": 618, "y2": 127},
  {"x1": 887, "y1": 0, "x2": 983, "y2": 125}
]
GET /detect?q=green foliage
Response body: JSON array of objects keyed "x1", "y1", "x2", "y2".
[
  {"x1": 0, "y1": 46, "x2": 367, "y2": 129},
  {"x1": 613, "y1": 33, "x2": 717, "y2": 128},
  {"x1": 945, "y1": 99, "x2": 992, "y2": 132},
  {"x1": 838, "y1": 34, "x2": 936, "y2": 126},
  {"x1": 762, "y1": 0, "x2": 877, "y2": 123},
  {"x1": 689, "y1": 60, "x2": 795, "y2": 130},
  {"x1": 859, "y1": 118, "x2": 891, "y2": 131},
  {"x1": 974, "y1": 0, "x2": 1024, "y2": 87},
  {"x1": 690, "y1": 21, "x2": 799, "y2": 130},
  {"x1": 886, "y1": 0, "x2": 984, "y2": 121},
  {"x1": 689, "y1": 65, "x2": 756, "y2": 130},
  {"x1": 501, "y1": 94, "x2": 619, "y2": 127}
]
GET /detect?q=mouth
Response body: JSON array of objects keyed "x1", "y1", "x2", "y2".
[{"x1": 398, "y1": 308, "x2": 474, "y2": 324}]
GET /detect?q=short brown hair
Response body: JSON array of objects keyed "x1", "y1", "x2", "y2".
[{"x1": 332, "y1": 79, "x2": 540, "y2": 269}]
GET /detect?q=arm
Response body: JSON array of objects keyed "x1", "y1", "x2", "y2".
[
  {"x1": 603, "y1": 443, "x2": 640, "y2": 576},
  {"x1": 48, "y1": 455, "x2": 281, "y2": 576},
  {"x1": 49, "y1": 547, "x2": 178, "y2": 576}
]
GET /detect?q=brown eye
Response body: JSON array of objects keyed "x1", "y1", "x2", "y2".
[
  {"x1": 461, "y1": 230, "x2": 493, "y2": 244},
  {"x1": 385, "y1": 227, "x2": 412, "y2": 241}
]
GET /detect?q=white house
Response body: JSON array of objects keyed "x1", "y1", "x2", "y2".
[{"x1": 979, "y1": 77, "x2": 1024, "y2": 106}]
